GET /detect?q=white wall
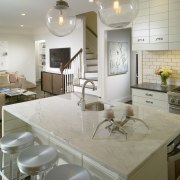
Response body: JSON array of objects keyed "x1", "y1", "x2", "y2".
[
  {"x1": 0, "y1": 30, "x2": 36, "y2": 84},
  {"x1": 34, "y1": 16, "x2": 85, "y2": 75},
  {"x1": 98, "y1": 19, "x2": 132, "y2": 102}
]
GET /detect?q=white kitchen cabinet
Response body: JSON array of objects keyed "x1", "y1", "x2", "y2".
[
  {"x1": 132, "y1": 0, "x2": 180, "y2": 50},
  {"x1": 132, "y1": 88, "x2": 169, "y2": 111},
  {"x1": 169, "y1": 0, "x2": 180, "y2": 49},
  {"x1": 132, "y1": 0, "x2": 150, "y2": 50}
]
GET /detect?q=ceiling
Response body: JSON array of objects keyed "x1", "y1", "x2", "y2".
[{"x1": 0, "y1": 0, "x2": 97, "y2": 31}]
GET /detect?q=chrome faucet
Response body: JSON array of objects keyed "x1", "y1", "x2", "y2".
[{"x1": 78, "y1": 80, "x2": 96, "y2": 111}]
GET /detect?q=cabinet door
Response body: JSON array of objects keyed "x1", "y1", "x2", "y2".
[
  {"x1": 169, "y1": 0, "x2": 180, "y2": 49},
  {"x1": 132, "y1": 0, "x2": 150, "y2": 50},
  {"x1": 52, "y1": 74, "x2": 64, "y2": 95},
  {"x1": 149, "y1": 0, "x2": 169, "y2": 49},
  {"x1": 41, "y1": 72, "x2": 52, "y2": 93}
]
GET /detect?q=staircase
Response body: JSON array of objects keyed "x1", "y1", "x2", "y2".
[{"x1": 73, "y1": 47, "x2": 98, "y2": 96}]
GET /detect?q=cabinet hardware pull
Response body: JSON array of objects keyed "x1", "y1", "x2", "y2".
[
  {"x1": 156, "y1": 37, "x2": 163, "y2": 41},
  {"x1": 146, "y1": 100, "x2": 153, "y2": 104},
  {"x1": 138, "y1": 38, "x2": 144, "y2": 42},
  {"x1": 145, "y1": 93, "x2": 153, "y2": 97}
]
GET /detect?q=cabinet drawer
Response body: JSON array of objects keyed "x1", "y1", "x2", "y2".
[
  {"x1": 133, "y1": 96, "x2": 168, "y2": 110},
  {"x1": 132, "y1": 89, "x2": 168, "y2": 101},
  {"x1": 150, "y1": 35, "x2": 168, "y2": 43},
  {"x1": 133, "y1": 37, "x2": 149, "y2": 44},
  {"x1": 83, "y1": 156, "x2": 119, "y2": 180}
]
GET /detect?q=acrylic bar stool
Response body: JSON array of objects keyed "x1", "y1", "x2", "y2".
[
  {"x1": 0, "y1": 131, "x2": 34, "y2": 180},
  {"x1": 17, "y1": 145, "x2": 59, "y2": 180},
  {"x1": 44, "y1": 164, "x2": 92, "y2": 180}
]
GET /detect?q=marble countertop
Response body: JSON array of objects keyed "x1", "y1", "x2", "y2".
[
  {"x1": 131, "y1": 82, "x2": 178, "y2": 93},
  {"x1": 3, "y1": 93, "x2": 180, "y2": 179}
]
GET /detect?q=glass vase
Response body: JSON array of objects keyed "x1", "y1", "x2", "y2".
[{"x1": 160, "y1": 75, "x2": 168, "y2": 86}]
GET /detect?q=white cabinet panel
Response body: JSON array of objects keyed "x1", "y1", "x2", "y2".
[
  {"x1": 169, "y1": 26, "x2": 180, "y2": 35},
  {"x1": 150, "y1": 4, "x2": 168, "y2": 14},
  {"x1": 169, "y1": 1, "x2": 180, "y2": 11},
  {"x1": 133, "y1": 23, "x2": 149, "y2": 30},
  {"x1": 150, "y1": 28, "x2": 168, "y2": 36},
  {"x1": 169, "y1": 9, "x2": 180, "y2": 19},
  {"x1": 133, "y1": 30, "x2": 149, "y2": 37},
  {"x1": 150, "y1": 13, "x2": 168, "y2": 22},
  {"x1": 150, "y1": 20, "x2": 168, "y2": 29},
  {"x1": 150, "y1": 0, "x2": 168, "y2": 7},
  {"x1": 169, "y1": 1, "x2": 180, "y2": 49},
  {"x1": 133, "y1": 16, "x2": 149, "y2": 24}
]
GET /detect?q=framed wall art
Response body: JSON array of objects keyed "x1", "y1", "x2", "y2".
[{"x1": 108, "y1": 41, "x2": 128, "y2": 76}]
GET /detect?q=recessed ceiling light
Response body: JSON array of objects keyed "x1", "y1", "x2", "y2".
[
  {"x1": 21, "y1": 13, "x2": 26, "y2": 16},
  {"x1": 20, "y1": 25, "x2": 24, "y2": 27},
  {"x1": 89, "y1": 0, "x2": 94, "y2": 2}
]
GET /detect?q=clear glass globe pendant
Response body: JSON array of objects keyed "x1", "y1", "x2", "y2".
[
  {"x1": 96, "y1": 0, "x2": 139, "y2": 28},
  {"x1": 46, "y1": 0, "x2": 77, "y2": 37}
]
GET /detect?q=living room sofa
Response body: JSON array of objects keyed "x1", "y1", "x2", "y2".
[{"x1": 0, "y1": 71, "x2": 26, "y2": 89}]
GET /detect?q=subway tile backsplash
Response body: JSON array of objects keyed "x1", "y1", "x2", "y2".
[{"x1": 142, "y1": 50, "x2": 180, "y2": 86}]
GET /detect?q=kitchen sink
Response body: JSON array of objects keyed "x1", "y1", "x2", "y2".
[{"x1": 85, "y1": 101, "x2": 105, "y2": 111}]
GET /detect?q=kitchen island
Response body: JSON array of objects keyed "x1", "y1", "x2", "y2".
[{"x1": 2, "y1": 93, "x2": 180, "y2": 180}]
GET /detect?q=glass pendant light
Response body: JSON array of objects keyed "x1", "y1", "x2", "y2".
[
  {"x1": 95, "y1": 0, "x2": 139, "y2": 28},
  {"x1": 46, "y1": 0, "x2": 77, "y2": 37}
]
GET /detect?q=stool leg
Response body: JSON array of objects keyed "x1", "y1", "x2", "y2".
[
  {"x1": 9, "y1": 154, "x2": 13, "y2": 180},
  {"x1": 17, "y1": 169, "x2": 21, "y2": 180}
]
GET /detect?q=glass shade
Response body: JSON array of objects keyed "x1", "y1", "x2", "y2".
[
  {"x1": 46, "y1": 2, "x2": 76, "y2": 37},
  {"x1": 96, "y1": 0, "x2": 139, "y2": 28}
]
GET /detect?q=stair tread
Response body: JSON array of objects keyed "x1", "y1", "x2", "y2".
[
  {"x1": 74, "y1": 84, "x2": 97, "y2": 89},
  {"x1": 79, "y1": 77, "x2": 98, "y2": 81},
  {"x1": 87, "y1": 64, "x2": 97, "y2": 67},
  {"x1": 86, "y1": 71, "x2": 98, "y2": 73}
]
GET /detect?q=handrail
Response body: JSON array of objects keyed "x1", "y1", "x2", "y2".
[
  {"x1": 62, "y1": 48, "x2": 83, "y2": 71},
  {"x1": 86, "y1": 26, "x2": 97, "y2": 38}
]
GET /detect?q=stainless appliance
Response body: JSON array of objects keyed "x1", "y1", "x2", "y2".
[
  {"x1": 167, "y1": 134, "x2": 180, "y2": 180},
  {"x1": 168, "y1": 87, "x2": 180, "y2": 115}
]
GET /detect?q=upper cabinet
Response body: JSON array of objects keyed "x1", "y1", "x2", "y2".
[
  {"x1": 169, "y1": 0, "x2": 180, "y2": 49},
  {"x1": 132, "y1": 0, "x2": 180, "y2": 50}
]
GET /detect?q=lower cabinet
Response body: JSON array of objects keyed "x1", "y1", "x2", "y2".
[{"x1": 132, "y1": 88, "x2": 169, "y2": 111}]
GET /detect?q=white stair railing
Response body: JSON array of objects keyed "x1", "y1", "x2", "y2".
[{"x1": 62, "y1": 48, "x2": 83, "y2": 93}]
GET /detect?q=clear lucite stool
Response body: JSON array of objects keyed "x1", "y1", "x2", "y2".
[
  {"x1": 0, "y1": 131, "x2": 34, "y2": 180},
  {"x1": 17, "y1": 145, "x2": 59, "y2": 180},
  {"x1": 44, "y1": 164, "x2": 92, "y2": 180}
]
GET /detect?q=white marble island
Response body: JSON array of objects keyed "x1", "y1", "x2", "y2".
[{"x1": 2, "y1": 93, "x2": 180, "y2": 180}]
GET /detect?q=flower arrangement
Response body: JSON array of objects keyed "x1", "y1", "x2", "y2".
[{"x1": 155, "y1": 67, "x2": 172, "y2": 86}]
